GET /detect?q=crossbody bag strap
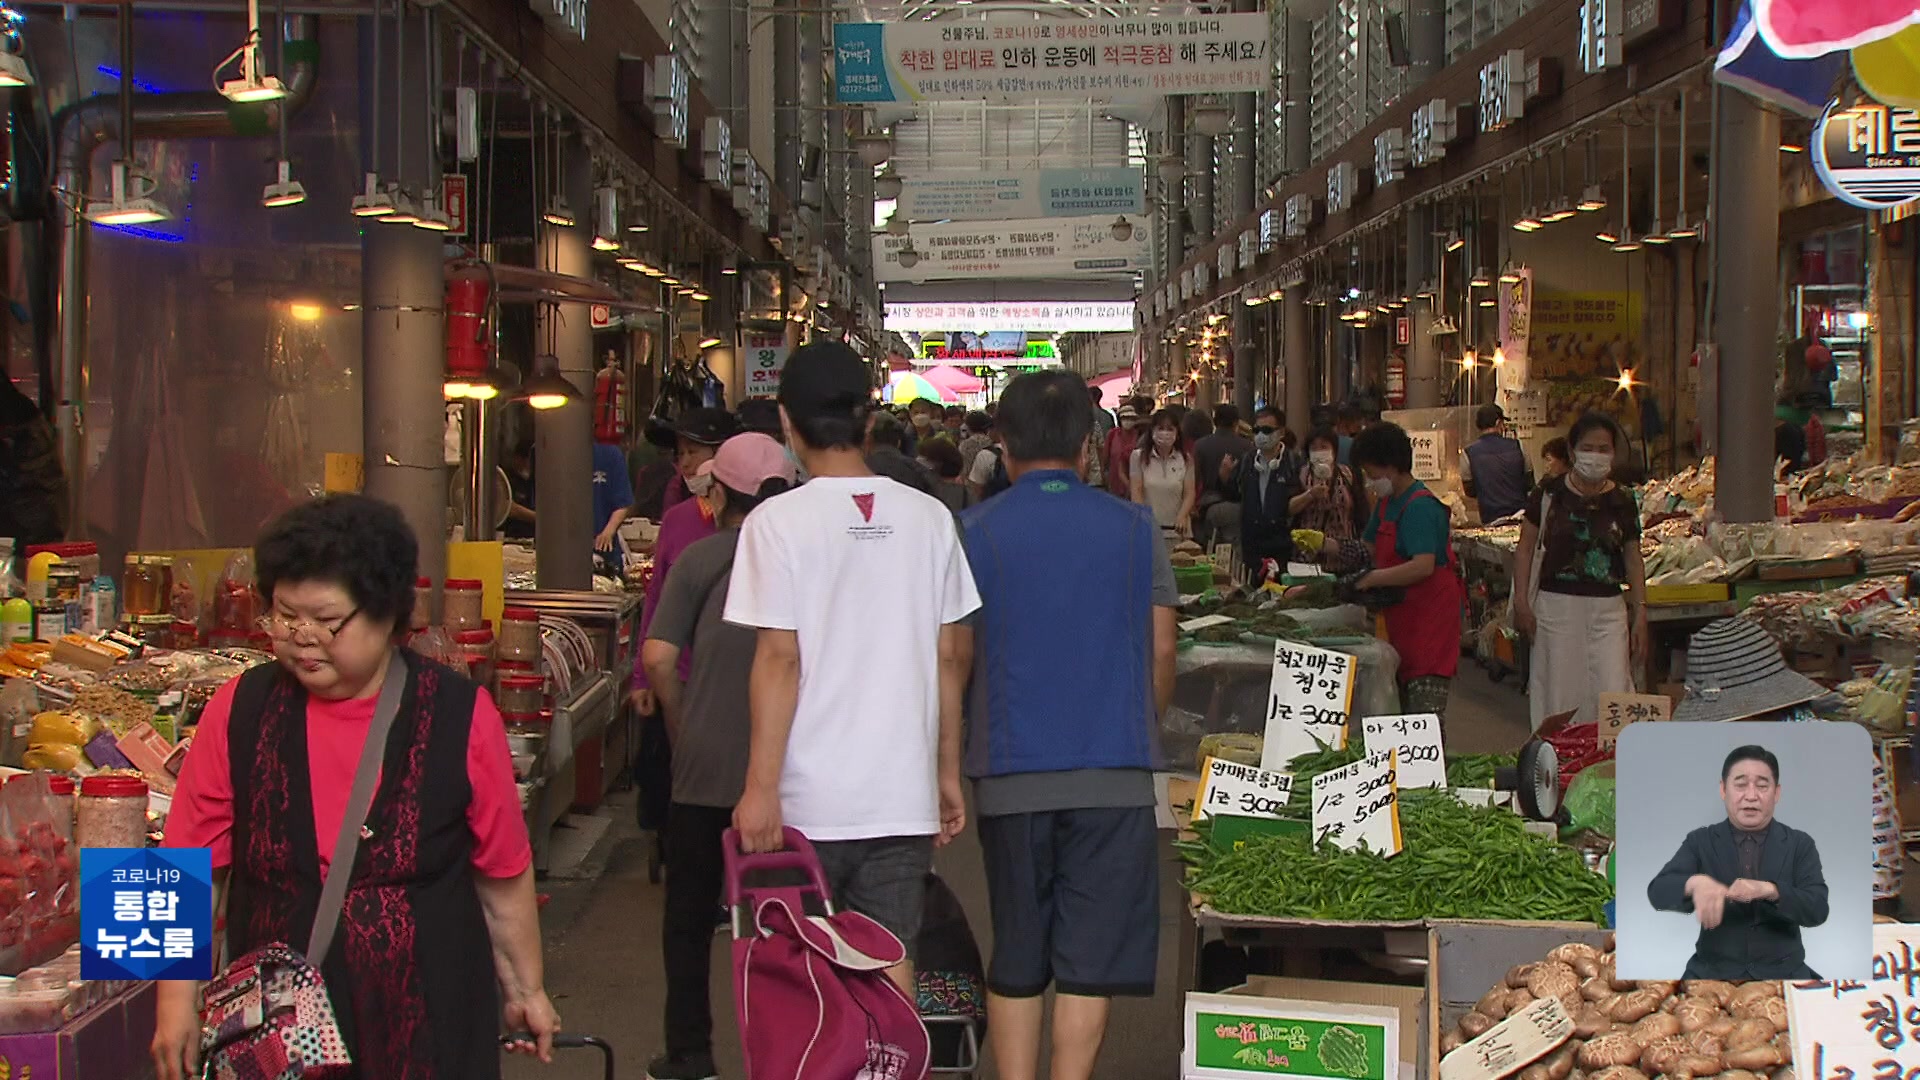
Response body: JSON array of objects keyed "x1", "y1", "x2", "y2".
[{"x1": 305, "y1": 651, "x2": 408, "y2": 967}]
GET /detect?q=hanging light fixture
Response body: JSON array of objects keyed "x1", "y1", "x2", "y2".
[
  {"x1": 1469, "y1": 266, "x2": 1492, "y2": 288},
  {"x1": 0, "y1": 6, "x2": 31, "y2": 88},
  {"x1": 855, "y1": 124, "x2": 893, "y2": 168},
  {"x1": 721, "y1": 254, "x2": 739, "y2": 275},
  {"x1": 262, "y1": 158, "x2": 305, "y2": 208},
  {"x1": 896, "y1": 242, "x2": 920, "y2": 269},
  {"x1": 517, "y1": 353, "x2": 579, "y2": 410},
  {"x1": 1110, "y1": 216, "x2": 1134, "y2": 242},
  {"x1": 413, "y1": 187, "x2": 451, "y2": 231},
  {"x1": 874, "y1": 167, "x2": 903, "y2": 201},
  {"x1": 885, "y1": 213, "x2": 910, "y2": 237},
  {"x1": 88, "y1": 161, "x2": 170, "y2": 225},
  {"x1": 351, "y1": 172, "x2": 393, "y2": 217},
  {"x1": 1667, "y1": 91, "x2": 1700, "y2": 240},
  {"x1": 382, "y1": 184, "x2": 420, "y2": 225},
  {"x1": 1156, "y1": 153, "x2": 1185, "y2": 186},
  {"x1": 1610, "y1": 123, "x2": 1638, "y2": 253},
  {"x1": 216, "y1": 0, "x2": 288, "y2": 101},
  {"x1": 1644, "y1": 99, "x2": 1671, "y2": 244},
  {"x1": 540, "y1": 105, "x2": 576, "y2": 227},
  {"x1": 1498, "y1": 262, "x2": 1523, "y2": 284},
  {"x1": 1191, "y1": 98, "x2": 1233, "y2": 137},
  {"x1": 591, "y1": 184, "x2": 620, "y2": 250},
  {"x1": 1577, "y1": 136, "x2": 1607, "y2": 211}
]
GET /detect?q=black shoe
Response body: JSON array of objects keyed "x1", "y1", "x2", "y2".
[{"x1": 647, "y1": 1051, "x2": 719, "y2": 1080}]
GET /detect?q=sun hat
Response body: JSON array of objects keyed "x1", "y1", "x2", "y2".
[
  {"x1": 710, "y1": 432, "x2": 796, "y2": 494},
  {"x1": 1117, "y1": 403, "x2": 1138, "y2": 422},
  {"x1": 1673, "y1": 617, "x2": 1825, "y2": 723}
]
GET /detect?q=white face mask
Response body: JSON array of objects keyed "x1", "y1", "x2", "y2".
[
  {"x1": 911, "y1": 413, "x2": 933, "y2": 430},
  {"x1": 1152, "y1": 430, "x2": 1177, "y2": 451},
  {"x1": 1366, "y1": 476, "x2": 1394, "y2": 499},
  {"x1": 687, "y1": 471, "x2": 714, "y2": 498},
  {"x1": 1573, "y1": 450, "x2": 1612, "y2": 482},
  {"x1": 1310, "y1": 449, "x2": 1334, "y2": 466}
]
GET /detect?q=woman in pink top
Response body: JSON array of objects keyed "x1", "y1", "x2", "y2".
[{"x1": 153, "y1": 495, "x2": 558, "y2": 1080}]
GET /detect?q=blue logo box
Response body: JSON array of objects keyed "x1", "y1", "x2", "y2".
[{"x1": 79, "y1": 848, "x2": 214, "y2": 981}]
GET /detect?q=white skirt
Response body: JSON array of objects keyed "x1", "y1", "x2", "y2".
[{"x1": 1528, "y1": 590, "x2": 1633, "y2": 730}]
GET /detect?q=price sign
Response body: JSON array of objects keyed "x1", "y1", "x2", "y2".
[
  {"x1": 1192, "y1": 757, "x2": 1296, "y2": 824},
  {"x1": 1261, "y1": 641, "x2": 1356, "y2": 773},
  {"x1": 1311, "y1": 749, "x2": 1402, "y2": 854},
  {"x1": 1409, "y1": 430, "x2": 1446, "y2": 481},
  {"x1": 1440, "y1": 996, "x2": 1574, "y2": 1080},
  {"x1": 1285, "y1": 562, "x2": 1328, "y2": 579},
  {"x1": 1596, "y1": 692, "x2": 1669, "y2": 749},
  {"x1": 1785, "y1": 924, "x2": 1920, "y2": 1078},
  {"x1": 1361, "y1": 713, "x2": 1447, "y2": 790},
  {"x1": 744, "y1": 335, "x2": 788, "y2": 399},
  {"x1": 1180, "y1": 614, "x2": 1235, "y2": 633}
]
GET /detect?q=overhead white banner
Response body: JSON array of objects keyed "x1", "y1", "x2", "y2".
[
  {"x1": 884, "y1": 301, "x2": 1137, "y2": 333},
  {"x1": 875, "y1": 216, "x2": 1148, "y2": 282},
  {"x1": 899, "y1": 166, "x2": 1146, "y2": 221},
  {"x1": 833, "y1": 14, "x2": 1271, "y2": 104}
]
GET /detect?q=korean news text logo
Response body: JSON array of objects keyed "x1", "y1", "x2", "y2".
[{"x1": 80, "y1": 848, "x2": 214, "y2": 981}]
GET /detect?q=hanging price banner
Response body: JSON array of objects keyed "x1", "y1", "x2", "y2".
[
  {"x1": 1261, "y1": 641, "x2": 1356, "y2": 773},
  {"x1": 1192, "y1": 757, "x2": 1296, "y2": 824},
  {"x1": 1310, "y1": 749, "x2": 1403, "y2": 855},
  {"x1": 1361, "y1": 713, "x2": 1447, "y2": 790}
]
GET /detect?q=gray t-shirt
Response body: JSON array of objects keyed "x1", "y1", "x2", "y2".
[
  {"x1": 970, "y1": 526, "x2": 1183, "y2": 817},
  {"x1": 647, "y1": 526, "x2": 757, "y2": 808}
]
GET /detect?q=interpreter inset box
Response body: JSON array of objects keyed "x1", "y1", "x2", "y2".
[{"x1": 1613, "y1": 721, "x2": 1871, "y2": 981}]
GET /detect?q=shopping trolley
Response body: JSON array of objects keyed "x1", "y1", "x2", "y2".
[{"x1": 502, "y1": 1033, "x2": 614, "y2": 1079}]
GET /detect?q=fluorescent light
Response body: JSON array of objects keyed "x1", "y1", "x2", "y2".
[
  {"x1": 86, "y1": 162, "x2": 170, "y2": 226},
  {"x1": 690, "y1": 290, "x2": 710, "y2": 302},
  {"x1": 698, "y1": 336, "x2": 723, "y2": 349},
  {"x1": 1577, "y1": 186, "x2": 1607, "y2": 212},
  {"x1": 219, "y1": 73, "x2": 287, "y2": 102},
  {"x1": 350, "y1": 173, "x2": 393, "y2": 217},
  {"x1": 288, "y1": 301, "x2": 324, "y2": 321},
  {"x1": 1780, "y1": 142, "x2": 1804, "y2": 154},
  {"x1": 261, "y1": 158, "x2": 306, "y2": 207},
  {"x1": 542, "y1": 196, "x2": 576, "y2": 227},
  {"x1": 0, "y1": 52, "x2": 34, "y2": 88}
]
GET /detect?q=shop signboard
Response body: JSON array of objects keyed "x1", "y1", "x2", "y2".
[
  {"x1": 650, "y1": 55, "x2": 690, "y2": 149},
  {"x1": 1218, "y1": 243, "x2": 1236, "y2": 282},
  {"x1": 1479, "y1": 50, "x2": 1526, "y2": 132},
  {"x1": 873, "y1": 215, "x2": 1147, "y2": 282},
  {"x1": 744, "y1": 334, "x2": 789, "y2": 399},
  {"x1": 442, "y1": 173, "x2": 469, "y2": 237},
  {"x1": 528, "y1": 0, "x2": 588, "y2": 43},
  {"x1": 1239, "y1": 230, "x2": 1256, "y2": 271},
  {"x1": 1284, "y1": 194, "x2": 1315, "y2": 237},
  {"x1": 1326, "y1": 161, "x2": 1358, "y2": 214},
  {"x1": 1374, "y1": 129, "x2": 1407, "y2": 185},
  {"x1": 1310, "y1": 750, "x2": 1403, "y2": 856},
  {"x1": 1260, "y1": 208, "x2": 1283, "y2": 251},
  {"x1": 1183, "y1": 991, "x2": 1403, "y2": 1080},
  {"x1": 1812, "y1": 98, "x2": 1920, "y2": 210},
  {"x1": 702, "y1": 117, "x2": 732, "y2": 191},
  {"x1": 1496, "y1": 266, "x2": 1532, "y2": 391},
  {"x1": 832, "y1": 13, "x2": 1271, "y2": 104},
  {"x1": 1360, "y1": 713, "x2": 1446, "y2": 789},
  {"x1": 897, "y1": 165, "x2": 1145, "y2": 220},
  {"x1": 885, "y1": 300, "x2": 1134, "y2": 332},
  {"x1": 1262, "y1": 640, "x2": 1355, "y2": 772},
  {"x1": 1408, "y1": 98, "x2": 1459, "y2": 168},
  {"x1": 1580, "y1": 0, "x2": 1623, "y2": 73},
  {"x1": 1783, "y1": 925, "x2": 1920, "y2": 1080}
]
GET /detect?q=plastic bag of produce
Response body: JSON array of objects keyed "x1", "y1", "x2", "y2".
[
  {"x1": 0, "y1": 774, "x2": 77, "y2": 975},
  {"x1": 1562, "y1": 763, "x2": 1617, "y2": 840},
  {"x1": 0, "y1": 680, "x2": 37, "y2": 768}
]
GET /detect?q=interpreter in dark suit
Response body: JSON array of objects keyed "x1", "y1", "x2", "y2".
[{"x1": 1647, "y1": 745, "x2": 1828, "y2": 980}]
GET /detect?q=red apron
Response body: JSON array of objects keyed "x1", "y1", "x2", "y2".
[{"x1": 1372, "y1": 486, "x2": 1463, "y2": 681}]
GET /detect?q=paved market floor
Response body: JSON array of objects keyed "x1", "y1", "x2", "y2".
[{"x1": 506, "y1": 664, "x2": 1534, "y2": 1080}]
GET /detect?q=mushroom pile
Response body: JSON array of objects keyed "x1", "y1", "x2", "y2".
[{"x1": 1438, "y1": 941, "x2": 1796, "y2": 1080}]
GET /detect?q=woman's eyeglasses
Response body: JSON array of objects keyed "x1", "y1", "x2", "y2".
[{"x1": 258, "y1": 609, "x2": 360, "y2": 647}]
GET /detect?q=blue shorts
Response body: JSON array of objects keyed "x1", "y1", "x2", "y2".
[{"x1": 977, "y1": 807, "x2": 1159, "y2": 998}]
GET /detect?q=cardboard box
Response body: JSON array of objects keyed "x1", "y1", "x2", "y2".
[
  {"x1": 1425, "y1": 921, "x2": 1610, "y2": 1080},
  {"x1": 1184, "y1": 976, "x2": 1425, "y2": 1080},
  {"x1": 0, "y1": 981, "x2": 153, "y2": 1080}
]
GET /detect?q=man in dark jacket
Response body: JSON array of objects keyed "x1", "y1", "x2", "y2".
[
  {"x1": 1234, "y1": 406, "x2": 1295, "y2": 583},
  {"x1": 0, "y1": 375, "x2": 66, "y2": 549},
  {"x1": 1193, "y1": 404, "x2": 1253, "y2": 546},
  {"x1": 1647, "y1": 745, "x2": 1828, "y2": 980},
  {"x1": 866, "y1": 409, "x2": 934, "y2": 494},
  {"x1": 1459, "y1": 404, "x2": 1532, "y2": 522}
]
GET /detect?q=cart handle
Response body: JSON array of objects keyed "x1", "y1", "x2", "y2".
[
  {"x1": 722, "y1": 825, "x2": 830, "y2": 909},
  {"x1": 501, "y1": 1033, "x2": 613, "y2": 1080}
]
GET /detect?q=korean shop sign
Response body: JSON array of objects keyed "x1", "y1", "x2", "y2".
[{"x1": 1813, "y1": 97, "x2": 1920, "y2": 211}]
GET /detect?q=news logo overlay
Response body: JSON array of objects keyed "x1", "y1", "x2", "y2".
[
  {"x1": 1613, "y1": 722, "x2": 1872, "y2": 982},
  {"x1": 80, "y1": 847, "x2": 214, "y2": 981}
]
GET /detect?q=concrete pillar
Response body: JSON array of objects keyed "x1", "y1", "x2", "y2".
[
  {"x1": 1710, "y1": 89, "x2": 1781, "y2": 523},
  {"x1": 1283, "y1": 16, "x2": 1312, "y2": 175},
  {"x1": 773, "y1": 0, "x2": 801, "y2": 207},
  {"x1": 1408, "y1": 0, "x2": 1446, "y2": 87},
  {"x1": 534, "y1": 136, "x2": 596, "y2": 589},
  {"x1": 1406, "y1": 207, "x2": 1441, "y2": 408},
  {"x1": 1166, "y1": 98, "x2": 1187, "y2": 267},
  {"x1": 1190, "y1": 128, "x2": 1215, "y2": 242},
  {"x1": 1284, "y1": 285, "x2": 1312, "y2": 434},
  {"x1": 1232, "y1": 67, "x2": 1258, "y2": 418}
]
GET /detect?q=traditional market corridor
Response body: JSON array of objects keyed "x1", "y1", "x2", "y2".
[{"x1": 510, "y1": 668, "x2": 1536, "y2": 1080}]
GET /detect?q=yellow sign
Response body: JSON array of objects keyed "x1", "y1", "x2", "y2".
[{"x1": 323, "y1": 453, "x2": 364, "y2": 494}]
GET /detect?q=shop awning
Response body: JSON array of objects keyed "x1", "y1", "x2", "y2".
[{"x1": 921, "y1": 365, "x2": 986, "y2": 394}]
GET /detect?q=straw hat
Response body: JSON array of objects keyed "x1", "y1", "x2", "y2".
[{"x1": 1673, "y1": 618, "x2": 1825, "y2": 723}]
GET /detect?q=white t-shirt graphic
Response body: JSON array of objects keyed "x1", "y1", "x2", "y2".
[{"x1": 724, "y1": 474, "x2": 981, "y2": 839}]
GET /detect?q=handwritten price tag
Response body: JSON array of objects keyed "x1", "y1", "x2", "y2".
[
  {"x1": 1310, "y1": 749, "x2": 1402, "y2": 856},
  {"x1": 1192, "y1": 757, "x2": 1296, "y2": 825},
  {"x1": 1180, "y1": 614, "x2": 1236, "y2": 633},
  {"x1": 1786, "y1": 924, "x2": 1920, "y2": 1080},
  {"x1": 1261, "y1": 640, "x2": 1356, "y2": 773},
  {"x1": 1596, "y1": 692, "x2": 1669, "y2": 749},
  {"x1": 1361, "y1": 712, "x2": 1447, "y2": 790},
  {"x1": 1440, "y1": 996, "x2": 1574, "y2": 1080}
]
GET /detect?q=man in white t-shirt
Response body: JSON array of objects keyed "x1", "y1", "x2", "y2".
[{"x1": 725, "y1": 340, "x2": 981, "y2": 994}]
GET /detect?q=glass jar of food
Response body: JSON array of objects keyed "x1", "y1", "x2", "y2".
[
  {"x1": 444, "y1": 579, "x2": 484, "y2": 632},
  {"x1": 122, "y1": 555, "x2": 174, "y2": 617},
  {"x1": 77, "y1": 775, "x2": 149, "y2": 849},
  {"x1": 453, "y1": 627, "x2": 495, "y2": 689},
  {"x1": 130, "y1": 614, "x2": 174, "y2": 648},
  {"x1": 169, "y1": 620, "x2": 200, "y2": 649},
  {"x1": 499, "y1": 607, "x2": 542, "y2": 663},
  {"x1": 501, "y1": 711, "x2": 548, "y2": 738},
  {"x1": 412, "y1": 577, "x2": 433, "y2": 632},
  {"x1": 496, "y1": 675, "x2": 546, "y2": 716}
]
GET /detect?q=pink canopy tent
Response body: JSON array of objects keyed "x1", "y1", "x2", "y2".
[
  {"x1": 1089, "y1": 369, "x2": 1135, "y2": 408},
  {"x1": 921, "y1": 365, "x2": 986, "y2": 394}
]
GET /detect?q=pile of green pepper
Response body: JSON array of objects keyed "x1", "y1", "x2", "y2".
[{"x1": 1179, "y1": 790, "x2": 1612, "y2": 923}]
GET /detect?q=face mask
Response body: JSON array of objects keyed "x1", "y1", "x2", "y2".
[
  {"x1": 1152, "y1": 430, "x2": 1177, "y2": 451},
  {"x1": 785, "y1": 445, "x2": 810, "y2": 483},
  {"x1": 1253, "y1": 431, "x2": 1275, "y2": 451},
  {"x1": 911, "y1": 414, "x2": 932, "y2": 430},
  {"x1": 687, "y1": 472, "x2": 714, "y2": 498},
  {"x1": 1366, "y1": 476, "x2": 1394, "y2": 499},
  {"x1": 1310, "y1": 449, "x2": 1334, "y2": 466},
  {"x1": 1573, "y1": 451, "x2": 1612, "y2": 482}
]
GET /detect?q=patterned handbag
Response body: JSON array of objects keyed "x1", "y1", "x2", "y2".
[{"x1": 197, "y1": 655, "x2": 407, "y2": 1079}]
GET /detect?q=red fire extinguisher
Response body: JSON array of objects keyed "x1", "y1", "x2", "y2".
[{"x1": 445, "y1": 261, "x2": 493, "y2": 384}]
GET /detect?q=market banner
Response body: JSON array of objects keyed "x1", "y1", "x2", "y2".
[
  {"x1": 1752, "y1": 0, "x2": 1920, "y2": 58},
  {"x1": 832, "y1": 14, "x2": 1271, "y2": 104},
  {"x1": 1496, "y1": 266, "x2": 1532, "y2": 394},
  {"x1": 897, "y1": 165, "x2": 1145, "y2": 222},
  {"x1": 1716, "y1": 0, "x2": 1850, "y2": 117},
  {"x1": 884, "y1": 300, "x2": 1135, "y2": 332},
  {"x1": 873, "y1": 216, "x2": 1148, "y2": 282}
]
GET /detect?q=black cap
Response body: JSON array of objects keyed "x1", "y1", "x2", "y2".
[
  {"x1": 1475, "y1": 403, "x2": 1506, "y2": 430},
  {"x1": 736, "y1": 397, "x2": 783, "y2": 436},
  {"x1": 778, "y1": 341, "x2": 873, "y2": 418},
  {"x1": 648, "y1": 406, "x2": 739, "y2": 450}
]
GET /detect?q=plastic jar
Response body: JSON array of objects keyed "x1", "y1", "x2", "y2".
[
  {"x1": 499, "y1": 607, "x2": 542, "y2": 663},
  {"x1": 453, "y1": 627, "x2": 496, "y2": 689},
  {"x1": 501, "y1": 711, "x2": 548, "y2": 737},
  {"x1": 412, "y1": 577, "x2": 433, "y2": 632},
  {"x1": 77, "y1": 775, "x2": 149, "y2": 849},
  {"x1": 122, "y1": 555, "x2": 174, "y2": 617},
  {"x1": 169, "y1": 620, "x2": 200, "y2": 649},
  {"x1": 444, "y1": 579, "x2": 484, "y2": 632},
  {"x1": 28, "y1": 543, "x2": 99, "y2": 582},
  {"x1": 496, "y1": 675, "x2": 546, "y2": 716},
  {"x1": 130, "y1": 614, "x2": 174, "y2": 648}
]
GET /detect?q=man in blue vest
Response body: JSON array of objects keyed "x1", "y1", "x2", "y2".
[
  {"x1": 958, "y1": 369, "x2": 1178, "y2": 1080},
  {"x1": 1460, "y1": 403, "x2": 1533, "y2": 523}
]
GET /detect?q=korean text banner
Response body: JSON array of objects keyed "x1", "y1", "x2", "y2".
[
  {"x1": 884, "y1": 300, "x2": 1137, "y2": 333},
  {"x1": 834, "y1": 14, "x2": 1271, "y2": 104},
  {"x1": 899, "y1": 166, "x2": 1146, "y2": 221},
  {"x1": 875, "y1": 217, "x2": 1149, "y2": 282}
]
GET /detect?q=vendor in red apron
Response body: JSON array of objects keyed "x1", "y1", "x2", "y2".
[{"x1": 1350, "y1": 422, "x2": 1465, "y2": 720}]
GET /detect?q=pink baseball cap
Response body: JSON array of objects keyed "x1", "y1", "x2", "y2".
[{"x1": 710, "y1": 432, "x2": 796, "y2": 494}]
